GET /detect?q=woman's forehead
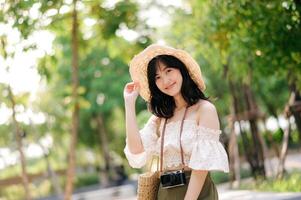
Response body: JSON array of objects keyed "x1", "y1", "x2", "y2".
[{"x1": 156, "y1": 61, "x2": 169, "y2": 72}]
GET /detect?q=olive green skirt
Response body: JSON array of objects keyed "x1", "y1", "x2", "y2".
[{"x1": 157, "y1": 171, "x2": 218, "y2": 200}]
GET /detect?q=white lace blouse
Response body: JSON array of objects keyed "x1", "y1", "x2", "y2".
[{"x1": 124, "y1": 116, "x2": 229, "y2": 172}]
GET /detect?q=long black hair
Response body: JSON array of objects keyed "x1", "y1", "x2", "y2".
[{"x1": 147, "y1": 55, "x2": 209, "y2": 118}]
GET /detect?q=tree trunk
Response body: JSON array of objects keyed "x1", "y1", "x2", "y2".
[
  {"x1": 228, "y1": 110, "x2": 240, "y2": 188},
  {"x1": 278, "y1": 87, "x2": 300, "y2": 178},
  {"x1": 46, "y1": 154, "x2": 63, "y2": 198},
  {"x1": 262, "y1": 117, "x2": 280, "y2": 158},
  {"x1": 227, "y1": 79, "x2": 241, "y2": 188},
  {"x1": 8, "y1": 87, "x2": 31, "y2": 200},
  {"x1": 64, "y1": 0, "x2": 79, "y2": 199},
  {"x1": 243, "y1": 83, "x2": 266, "y2": 178},
  {"x1": 2, "y1": 33, "x2": 31, "y2": 200},
  {"x1": 229, "y1": 80, "x2": 266, "y2": 179},
  {"x1": 277, "y1": 119, "x2": 291, "y2": 178},
  {"x1": 289, "y1": 83, "x2": 301, "y2": 138},
  {"x1": 259, "y1": 94, "x2": 281, "y2": 159},
  {"x1": 96, "y1": 114, "x2": 112, "y2": 186},
  {"x1": 38, "y1": 143, "x2": 63, "y2": 198},
  {"x1": 229, "y1": 81, "x2": 251, "y2": 159}
]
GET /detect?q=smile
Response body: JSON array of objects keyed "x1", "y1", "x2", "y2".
[{"x1": 165, "y1": 82, "x2": 176, "y2": 90}]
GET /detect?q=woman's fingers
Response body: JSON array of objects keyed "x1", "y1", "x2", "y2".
[
  {"x1": 125, "y1": 83, "x2": 134, "y2": 92},
  {"x1": 125, "y1": 82, "x2": 139, "y2": 94},
  {"x1": 123, "y1": 82, "x2": 140, "y2": 104},
  {"x1": 133, "y1": 82, "x2": 140, "y2": 92}
]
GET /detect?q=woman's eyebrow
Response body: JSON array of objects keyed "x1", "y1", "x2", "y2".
[{"x1": 155, "y1": 66, "x2": 168, "y2": 75}]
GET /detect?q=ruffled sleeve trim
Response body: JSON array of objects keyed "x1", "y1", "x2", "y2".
[
  {"x1": 188, "y1": 126, "x2": 229, "y2": 172},
  {"x1": 198, "y1": 125, "x2": 222, "y2": 135},
  {"x1": 123, "y1": 116, "x2": 159, "y2": 169},
  {"x1": 124, "y1": 142, "x2": 148, "y2": 168}
]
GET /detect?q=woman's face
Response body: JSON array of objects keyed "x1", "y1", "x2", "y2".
[{"x1": 155, "y1": 62, "x2": 183, "y2": 97}]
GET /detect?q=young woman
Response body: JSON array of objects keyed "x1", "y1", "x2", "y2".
[{"x1": 123, "y1": 44, "x2": 229, "y2": 200}]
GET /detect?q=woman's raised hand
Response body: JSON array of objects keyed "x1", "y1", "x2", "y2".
[{"x1": 123, "y1": 82, "x2": 140, "y2": 105}]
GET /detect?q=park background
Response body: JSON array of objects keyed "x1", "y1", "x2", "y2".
[{"x1": 0, "y1": 0, "x2": 301, "y2": 199}]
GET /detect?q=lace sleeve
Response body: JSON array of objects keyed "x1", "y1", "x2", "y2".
[
  {"x1": 188, "y1": 126, "x2": 229, "y2": 172},
  {"x1": 124, "y1": 116, "x2": 159, "y2": 168}
]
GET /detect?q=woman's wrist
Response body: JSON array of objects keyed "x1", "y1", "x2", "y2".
[{"x1": 125, "y1": 101, "x2": 135, "y2": 111}]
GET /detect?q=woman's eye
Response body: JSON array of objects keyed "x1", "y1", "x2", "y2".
[
  {"x1": 155, "y1": 76, "x2": 160, "y2": 80},
  {"x1": 166, "y1": 69, "x2": 172, "y2": 73}
]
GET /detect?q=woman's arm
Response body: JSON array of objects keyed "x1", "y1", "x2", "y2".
[
  {"x1": 184, "y1": 170, "x2": 208, "y2": 200},
  {"x1": 124, "y1": 82, "x2": 144, "y2": 154},
  {"x1": 184, "y1": 100, "x2": 220, "y2": 199}
]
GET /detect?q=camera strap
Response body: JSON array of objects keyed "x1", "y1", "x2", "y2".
[{"x1": 160, "y1": 106, "x2": 189, "y2": 172}]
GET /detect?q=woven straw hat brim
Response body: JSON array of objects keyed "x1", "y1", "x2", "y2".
[{"x1": 129, "y1": 44, "x2": 206, "y2": 102}]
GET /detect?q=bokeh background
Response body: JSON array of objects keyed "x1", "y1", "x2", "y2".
[{"x1": 0, "y1": 0, "x2": 300, "y2": 199}]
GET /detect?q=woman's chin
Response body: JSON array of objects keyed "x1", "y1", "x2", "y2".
[{"x1": 164, "y1": 90, "x2": 180, "y2": 97}]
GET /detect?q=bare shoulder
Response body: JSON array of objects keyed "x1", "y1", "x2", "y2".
[
  {"x1": 197, "y1": 100, "x2": 220, "y2": 130},
  {"x1": 149, "y1": 114, "x2": 161, "y2": 125},
  {"x1": 149, "y1": 114, "x2": 159, "y2": 121},
  {"x1": 150, "y1": 114, "x2": 158, "y2": 120},
  {"x1": 197, "y1": 99, "x2": 217, "y2": 112}
]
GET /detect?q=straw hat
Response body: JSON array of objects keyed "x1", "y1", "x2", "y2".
[{"x1": 129, "y1": 44, "x2": 206, "y2": 102}]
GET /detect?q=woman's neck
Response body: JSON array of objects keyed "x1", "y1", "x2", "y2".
[{"x1": 174, "y1": 94, "x2": 187, "y2": 110}]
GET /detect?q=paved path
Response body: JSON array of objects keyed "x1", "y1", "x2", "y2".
[
  {"x1": 71, "y1": 153, "x2": 301, "y2": 200},
  {"x1": 70, "y1": 182, "x2": 301, "y2": 200},
  {"x1": 39, "y1": 153, "x2": 301, "y2": 200},
  {"x1": 217, "y1": 182, "x2": 301, "y2": 200},
  {"x1": 71, "y1": 185, "x2": 301, "y2": 200},
  {"x1": 218, "y1": 190, "x2": 301, "y2": 200}
]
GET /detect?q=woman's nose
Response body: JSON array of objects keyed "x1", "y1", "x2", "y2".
[{"x1": 162, "y1": 76, "x2": 170, "y2": 86}]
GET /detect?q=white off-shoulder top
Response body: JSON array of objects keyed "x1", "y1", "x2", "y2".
[{"x1": 124, "y1": 116, "x2": 229, "y2": 172}]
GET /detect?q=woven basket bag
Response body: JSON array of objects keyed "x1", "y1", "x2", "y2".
[
  {"x1": 137, "y1": 169, "x2": 160, "y2": 200},
  {"x1": 137, "y1": 118, "x2": 161, "y2": 200}
]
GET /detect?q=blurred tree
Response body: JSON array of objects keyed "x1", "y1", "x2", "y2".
[
  {"x1": 0, "y1": 1, "x2": 39, "y2": 197},
  {"x1": 165, "y1": 0, "x2": 300, "y2": 182},
  {"x1": 36, "y1": 0, "x2": 152, "y2": 196},
  {"x1": 63, "y1": 0, "x2": 80, "y2": 199}
]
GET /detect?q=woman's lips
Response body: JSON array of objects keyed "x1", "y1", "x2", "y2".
[{"x1": 165, "y1": 82, "x2": 176, "y2": 90}]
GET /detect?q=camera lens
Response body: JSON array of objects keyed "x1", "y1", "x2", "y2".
[
  {"x1": 170, "y1": 174, "x2": 176, "y2": 183},
  {"x1": 161, "y1": 174, "x2": 170, "y2": 185},
  {"x1": 160, "y1": 171, "x2": 186, "y2": 188}
]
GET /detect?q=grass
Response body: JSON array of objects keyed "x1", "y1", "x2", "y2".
[
  {"x1": 211, "y1": 168, "x2": 252, "y2": 184},
  {"x1": 239, "y1": 170, "x2": 301, "y2": 192},
  {"x1": 0, "y1": 172, "x2": 100, "y2": 200},
  {"x1": 75, "y1": 173, "x2": 99, "y2": 188}
]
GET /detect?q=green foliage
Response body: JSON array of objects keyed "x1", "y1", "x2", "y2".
[
  {"x1": 262, "y1": 129, "x2": 300, "y2": 149},
  {"x1": 33, "y1": 0, "x2": 152, "y2": 152},
  {"x1": 210, "y1": 172, "x2": 229, "y2": 184},
  {"x1": 0, "y1": 124, "x2": 12, "y2": 146},
  {"x1": 136, "y1": 109, "x2": 152, "y2": 129},
  {"x1": 272, "y1": 129, "x2": 284, "y2": 144},
  {"x1": 1, "y1": 1, "x2": 301, "y2": 198},
  {"x1": 0, "y1": 180, "x2": 54, "y2": 200},
  {"x1": 236, "y1": 131, "x2": 253, "y2": 155},
  {"x1": 74, "y1": 173, "x2": 99, "y2": 188},
  {"x1": 211, "y1": 168, "x2": 252, "y2": 184},
  {"x1": 0, "y1": 152, "x2": 65, "y2": 180},
  {"x1": 240, "y1": 170, "x2": 301, "y2": 192},
  {"x1": 290, "y1": 130, "x2": 300, "y2": 144},
  {"x1": 0, "y1": 185, "x2": 25, "y2": 200},
  {"x1": 166, "y1": 0, "x2": 300, "y2": 125},
  {"x1": 89, "y1": 1, "x2": 139, "y2": 39}
]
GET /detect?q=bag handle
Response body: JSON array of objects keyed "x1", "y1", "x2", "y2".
[
  {"x1": 147, "y1": 155, "x2": 159, "y2": 172},
  {"x1": 195, "y1": 101, "x2": 203, "y2": 125},
  {"x1": 155, "y1": 117, "x2": 161, "y2": 137},
  {"x1": 145, "y1": 117, "x2": 161, "y2": 173},
  {"x1": 160, "y1": 107, "x2": 188, "y2": 172}
]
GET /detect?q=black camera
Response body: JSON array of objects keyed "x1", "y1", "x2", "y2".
[{"x1": 160, "y1": 170, "x2": 186, "y2": 188}]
